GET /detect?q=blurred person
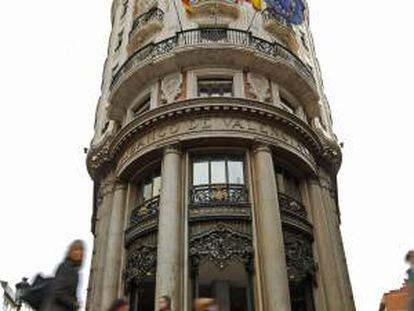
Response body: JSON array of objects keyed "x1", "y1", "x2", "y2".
[
  {"x1": 41, "y1": 240, "x2": 85, "y2": 311},
  {"x1": 195, "y1": 298, "x2": 219, "y2": 311},
  {"x1": 108, "y1": 298, "x2": 129, "y2": 311},
  {"x1": 158, "y1": 295, "x2": 172, "y2": 311},
  {"x1": 406, "y1": 250, "x2": 414, "y2": 311}
]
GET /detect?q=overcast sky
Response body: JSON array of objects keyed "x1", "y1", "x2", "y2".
[{"x1": 0, "y1": 1, "x2": 413, "y2": 310}]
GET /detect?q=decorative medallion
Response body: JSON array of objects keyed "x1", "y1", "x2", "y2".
[
  {"x1": 161, "y1": 73, "x2": 183, "y2": 104},
  {"x1": 247, "y1": 73, "x2": 271, "y2": 103}
]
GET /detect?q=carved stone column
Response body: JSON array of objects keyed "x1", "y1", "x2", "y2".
[
  {"x1": 252, "y1": 144, "x2": 292, "y2": 311},
  {"x1": 100, "y1": 180, "x2": 128, "y2": 311},
  {"x1": 155, "y1": 146, "x2": 183, "y2": 310},
  {"x1": 307, "y1": 179, "x2": 344, "y2": 310}
]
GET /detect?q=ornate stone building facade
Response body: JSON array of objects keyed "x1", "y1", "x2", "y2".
[{"x1": 86, "y1": 0, "x2": 355, "y2": 310}]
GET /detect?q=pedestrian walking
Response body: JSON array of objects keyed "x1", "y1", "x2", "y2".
[
  {"x1": 40, "y1": 240, "x2": 85, "y2": 311},
  {"x1": 195, "y1": 298, "x2": 219, "y2": 311},
  {"x1": 406, "y1": 250, "x2": 414, "y2": 311},
  {"x1": 108, "y1": 298, "x2": 129, "y2": 311},
  {"x1": 158, "y1": 295, "x2": 172, "y2": 311}
]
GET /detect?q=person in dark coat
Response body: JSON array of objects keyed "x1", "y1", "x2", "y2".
[{"x1": 41, "y1": 240, "x2": 85, "y2": 311}]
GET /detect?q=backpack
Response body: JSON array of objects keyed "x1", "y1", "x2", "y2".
[{"x1": 19, "y1": 274, "x2": 54, "y2": 310}]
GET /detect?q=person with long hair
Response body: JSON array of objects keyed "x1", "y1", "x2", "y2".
[{"x1": 41, "y1": 240, "x2": 85, "y2": 311}]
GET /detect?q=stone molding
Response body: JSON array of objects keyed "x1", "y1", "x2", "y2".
[{"x1": 87, "y1": 98, "x2": 341, "y2": 179}]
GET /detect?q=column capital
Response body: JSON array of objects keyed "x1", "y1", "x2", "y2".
[
  {"x1": 114, "y1": 179, "x2": 127, "y2": 191},
  {"x1": 251, "y1": 143, "x2": 272, "y2": 154},
  {"x1": 163, "y1": 144, "x2": 182, "y2": 156}
]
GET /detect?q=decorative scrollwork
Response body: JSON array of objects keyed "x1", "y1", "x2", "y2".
[
  {"x1": 284, "y1": 230, "x2": 315, "y2": 283},
  {"x1": 125, "y1": 244, "x2": 157, "y2": 284},
  {"x1": 189, "y1": 224, "x2": 253, "y2": 270},
  {"x1": 190, "y1": 184, "x2": 249, "y2": 205},
  {"x1": 129, "y1": 196, "x2": 160, "y2": 226}
]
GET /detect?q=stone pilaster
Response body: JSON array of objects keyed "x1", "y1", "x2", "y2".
[
  {"x1": 155, "y1": 146, "x2": 183, "y2": 311},
  {"x1": 308, "y1": 178, "x2": 344, "y2": 310},
  {"x1": 88, "y1": 178, "x2": 115, "y2": 311},
  {"x1": 100, "y1": 180, "x2": 128, "y2": 311},
  {"x1": 252, "y1": 144, "x2": 291, "y2": 311},
  {"x1": 320, "y1": 180, "x2": 355, "y2": 311}
]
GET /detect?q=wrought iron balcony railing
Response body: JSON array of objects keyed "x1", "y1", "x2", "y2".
[
  {"x1": 111, "y1": 27, "x2": 315, "y2": 89},
  {"x1": 278, "y1": 192, "x2": 308, "y2": 219},
  {"x1": 190, "y1": 183, "x2": 249, "y2": 205},
  {"x1": 129, "y1": 7, "x2": 164, "y2": 42},
  {"x1": 129, "y1": 195, "x2": 160, "y2": 226}
]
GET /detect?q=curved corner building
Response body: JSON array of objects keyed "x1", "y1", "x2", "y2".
[{"x1": 86, "y1": 1, "x2": 355, "y2": 310}]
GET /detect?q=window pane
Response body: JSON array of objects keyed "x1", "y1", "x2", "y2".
[
  {"x1": 211, "y1": 161, "x2": 226, "y2": 183},
  {"x1": 228, "y1": 161, "x2": 244, "y2": 184},
  {"x1": 142, "y1": 181, "x2": 152, "y2": 201},
  {"x1": 152, "y1": 176, "x2": 161, "y2": 197},
  {"x1": 193, "y1": 161, "x2": 209, "y2": 185}
]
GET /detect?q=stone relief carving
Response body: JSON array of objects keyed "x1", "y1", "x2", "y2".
[
  {"x1": 247, "y1": 73, "x2": 270, "y2": 102},
  {"x1": 161, "y1": 72, "x2": 183, "y2": 104},
  {"x1": 189, "y1": 224, "x2": 253, "y2": 270}
]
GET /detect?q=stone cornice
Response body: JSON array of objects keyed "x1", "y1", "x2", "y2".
[{"x1": 87, "y1": 97, "x2": 342, "y2": 180}]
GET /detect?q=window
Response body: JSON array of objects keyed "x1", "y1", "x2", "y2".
[
  {"x1": 137, "y1": 171, "x2": 161, "y2": 204},
  {"x1": 278, "y1": 168, "x2": 301, "y2": 202},
  {"x1": 198, "y1": 77, "x2": 233, "y2": 98},
  {"x1": 193, "y1": 156, "x2": 244, "y2": 186},
  {"x1": 132, "y1": 96, "x2": 151, "y2": 117},
  {"x1": 280, "y1": 96, "x2": 295, "y2": 114}
]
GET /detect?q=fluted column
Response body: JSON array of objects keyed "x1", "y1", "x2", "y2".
[
  {"x1": 155, "y1": 146, "x2": 183, "y2": 311},
  {"x1": 308, "y1": 179, "x2": 344, "y2": 310},
  {"x1": 100, "y1": 180, "x2": 128, "y2": 311},
  {"x1": 252, "y1": 145, "x2": 291, "y2": 311}
]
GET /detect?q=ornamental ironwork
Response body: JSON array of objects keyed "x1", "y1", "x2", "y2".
[
  {"x1": 279, "y1": 192, "x2": 308, "y2": 219},
  {"x1": 190, "y1": 184, "x2": 249, "y2": 205},
  {"x1": 125, "y1": 244, "x2": 157, "y2": 284},
  {"x1": 189, "y1": 224, "x2": 253, "y2": 270},
  {"x1": 129, "y1": 8, "x2": 164, "y2": 40},
  {"x1": 129, "y1": 196, "x2": 159, "y2": 226},
  {"x1": 284, "y1": 230, "x2": 315, "y2": 283},
  {"x1": 111, "y1": 28, "x2": 315, "y2": 88}
]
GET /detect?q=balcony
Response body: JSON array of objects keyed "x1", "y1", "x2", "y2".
[
  {"x1": 109, "y1": 28, "x2": 318, "y2": 118},
  {"x1": 189, "y1": 183, "x2": 250, "y2": 221},
  {"x1": 262, "y1": 9, "x2": 299, "y2": 53},
  {"x1": 278, "y1": 192, "x2": 313, "y2": 233},
  {"x1": 190, "y1": 183, "x2": 249, "y2": 205},
  {"x1": 129, "y1": 195, "x2": 159, "y2": 226},
  {"x1": 128, "y1": 8, "x2": 164, "y2": 54}
]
